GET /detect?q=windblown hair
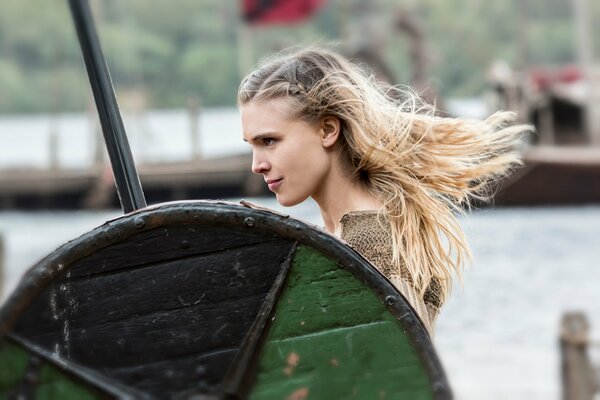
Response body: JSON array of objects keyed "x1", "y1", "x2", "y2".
[{"x1": 238, "y1": 47, "x2": 531, "y2": 304}]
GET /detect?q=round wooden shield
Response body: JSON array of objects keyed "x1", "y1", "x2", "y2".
[{"x1": 0, "y1": 201, "x2": 452, "y2": 399}]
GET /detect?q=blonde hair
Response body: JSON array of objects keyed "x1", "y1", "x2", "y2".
[{"x1": 238, "y1": 47, "x2": 531, "y2": 304}]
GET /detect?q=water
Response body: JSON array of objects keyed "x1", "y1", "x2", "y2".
[
  {"x1": 0, "y1": 202, "x2": 598, "y2": 400},
  {"x1": 436, "y1": 206, "x2": 600, "y2": 399}
]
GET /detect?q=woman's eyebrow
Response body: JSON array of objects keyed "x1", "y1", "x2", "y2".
[{"x1": 243, "y1": 132, "x2": 278, "y2": 143}]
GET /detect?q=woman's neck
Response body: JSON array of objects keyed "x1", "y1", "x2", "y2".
[{"x1": 312, "y1": 172, "x2": 381, "y2": 237}]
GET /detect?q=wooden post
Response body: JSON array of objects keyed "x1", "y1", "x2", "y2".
[
  {"x1": 560, "y1": 312, "x2": 598, "y2": 400},
  {"x1": 48, "y1": 122, "x2": 60, "y2": 170},
  {"x1": 539, "y1": 98, "x2": 556, "y2": 145},
  {"x1": 187, "y1": 96, "x2": 202, "y2": 161}
]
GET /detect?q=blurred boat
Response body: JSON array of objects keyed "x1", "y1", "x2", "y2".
[{"x1": 489, "y1": 63, "x2": 600, "y2": 205}]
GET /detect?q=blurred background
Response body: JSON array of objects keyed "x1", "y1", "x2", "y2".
[{"x1": 1, "y1": 0, "x2": 599, "y2": 398}]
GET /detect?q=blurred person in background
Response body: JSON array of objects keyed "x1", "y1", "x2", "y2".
[{"x1": 238, "y1": 47, "x2": 531, "y2": 335}]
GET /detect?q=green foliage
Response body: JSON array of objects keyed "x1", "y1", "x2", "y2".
[
  {"x1": 177, "y1": 45, "x2": 239, "y2": 106},
  {"x1": 0, "y1": 0, "x2": 594, "y2": 114}
]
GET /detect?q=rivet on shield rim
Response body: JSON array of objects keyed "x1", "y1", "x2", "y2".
[
  {"x1": 244, "y1": 217, "x2": 255, "y2": 227},
  {"x1": 134, "y1": 217, "x2": 145, "y2": 229},
  {"x1": 385, "y1": 295, "x2": 397, "y2": 305}
]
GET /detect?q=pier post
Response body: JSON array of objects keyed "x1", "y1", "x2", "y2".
[
  {"x1": 188, "y1": 96, "x2": 202, "y2": 161},
  {"x1": 49, "y1": 123, "x2": 60, "y2": 170},
  {"x1": 538, "y1": 98, "x2": 555, "y2": 145},
  {"x1": 560, "y1": 312, "x2": 598, "y2": 400}
]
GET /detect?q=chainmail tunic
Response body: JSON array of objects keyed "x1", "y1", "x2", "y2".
[{"x1": 340, "y1": 211, "x2": 443, "y2": 335}]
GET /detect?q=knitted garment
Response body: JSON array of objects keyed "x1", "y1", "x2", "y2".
[{"x1": 340, "y1": 211, "x2": 443, "y2": 335}]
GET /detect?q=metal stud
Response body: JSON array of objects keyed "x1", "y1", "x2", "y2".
[{"x1": 134, "y1": 217, "x2": 145, "y2": 229}]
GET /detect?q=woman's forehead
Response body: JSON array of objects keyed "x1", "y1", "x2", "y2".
[
  {"x1": 243, "y1": 97, "x2": 294, "y2": 116},
  {"x1": 242, "y1": 98, "x2": 294, "y2": 128},
  {"x1": 241, "y1": 99, "x2": 287, "y2": 140}
]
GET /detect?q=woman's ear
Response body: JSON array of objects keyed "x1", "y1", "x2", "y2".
[{"x1": 320, "y1": 116, "x2": 341, "y2": 148}]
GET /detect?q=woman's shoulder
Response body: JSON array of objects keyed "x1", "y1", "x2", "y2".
[
  {"x1": 340, "y1": 210, "x2": 395, "y2": 275},
  {"x1": 340, "y1": 210, "x2": 387, "y2": 232},
  {"x1": 340, "y1": 210, "x2": 391, "y2": 245},
  {"x1": 340, "y1": 210, "x2": 443, "y2": 306}
]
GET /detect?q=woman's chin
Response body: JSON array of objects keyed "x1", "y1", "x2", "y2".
[{"x1": 275, "y1": 193, "x2": 305, "y2": 208}]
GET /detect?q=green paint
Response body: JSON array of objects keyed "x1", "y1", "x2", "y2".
[
  {"x1": 35, "y1": 364, "x2": 100, "y2": 400},
  {"x1": 251, "y1": 246, "x2": 433, "y2": 400},
  {"x1": 0, "y1": 341, "x2": 29, "y2": 393},
  {"x1": 0, "y1": 341, "x2": 101, "y2": 400}
]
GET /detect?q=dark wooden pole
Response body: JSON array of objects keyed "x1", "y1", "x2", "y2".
[
  {"x1": 560, "y1": 312, "x2": 598, "y2": 400},
  {"x1": 68, "y1": 0, "x2": 146, "y2": 213}
]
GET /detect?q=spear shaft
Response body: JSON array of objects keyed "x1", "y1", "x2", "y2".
[{"x1": 68, "y1": 0, "x2": 146, "y2": 213}]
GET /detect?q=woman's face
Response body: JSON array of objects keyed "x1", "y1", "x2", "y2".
[{"x1": 241, "y1": 98, "x2": 333, "y2": 207}]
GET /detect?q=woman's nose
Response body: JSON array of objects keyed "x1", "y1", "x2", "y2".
[{"x1": 251, "y1": 152, "x2": 270, "y2": 174}]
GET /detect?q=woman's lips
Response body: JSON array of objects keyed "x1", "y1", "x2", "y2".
[{"x1": 266, "y1": 178, "x2": 283, "y2": 191}]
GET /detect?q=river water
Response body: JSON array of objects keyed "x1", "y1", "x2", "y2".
[{"x1": 0, "y1": 201, "x2": 598, "y2": 400}]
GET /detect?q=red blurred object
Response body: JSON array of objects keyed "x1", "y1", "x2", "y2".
[
  {"x1": 242, "y1": 0, "x2": 326, "y2": 25},
  {"x1": 529, "y1": 65, "x2": 582, "y2": 90}
]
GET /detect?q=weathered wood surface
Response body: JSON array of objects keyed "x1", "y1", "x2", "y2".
[
  {"x1": 561, "y1": 312, "x2": 599, "y2": 400},
  {"x1": 66, "y1": 224, "x2": 279, "y2": 278},
  {"x1": 222, "y1": 243, "x2": 297, "y2": 396},
  {"x1": 0, "y1": 201, "x2": 452, "y2": 399},
  {"x1": 12, "y1": 236, "x2": 293, "y2": 396}
]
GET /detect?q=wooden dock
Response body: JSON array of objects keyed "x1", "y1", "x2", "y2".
[{"x1": 0, "y1": 153, "x2": 268, "y2": 210}]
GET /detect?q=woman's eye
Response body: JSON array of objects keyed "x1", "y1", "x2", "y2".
[{"x1": 263, "y1": 138, "x2": 276, "y2": 146}]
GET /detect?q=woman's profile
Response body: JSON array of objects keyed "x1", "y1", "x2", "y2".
[{"x1": 238, "y1": 47, "x2": 530, "y2": 335}]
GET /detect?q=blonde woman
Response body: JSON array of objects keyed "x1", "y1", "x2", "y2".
[{"x1": 239, "y1": 47, "x2": 529, "y2": 335}]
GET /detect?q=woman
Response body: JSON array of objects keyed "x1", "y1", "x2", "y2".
[{"x1": 238, "y1": 47, "x2": 529, "y2": 334}]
